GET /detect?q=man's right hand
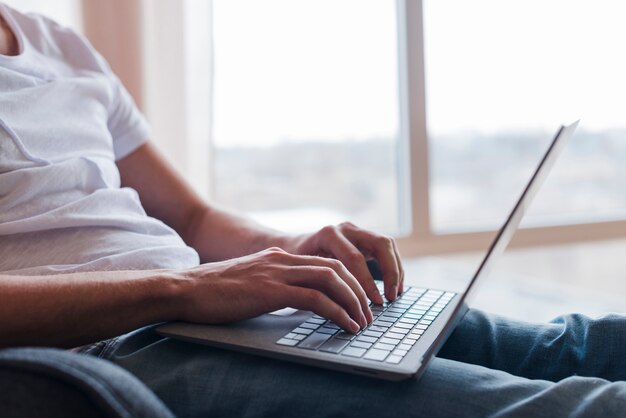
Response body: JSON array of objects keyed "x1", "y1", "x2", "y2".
[{"x1": 173, "y1": 247, "x2": 373, "y2": 333}]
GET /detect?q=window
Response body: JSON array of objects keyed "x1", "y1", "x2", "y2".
[
  {"x1": 211, "y1": 0, "x2": 404, "y2": 233},
  {"x1": 424, "y1": 0, "x2": 626, "y2": 232},
  {"x1": 91, "y1": 1, "x2": 626, "y2": 255}
]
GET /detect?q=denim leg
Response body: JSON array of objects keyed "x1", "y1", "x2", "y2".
[
  {"x1": 0, "y1": 347, "x2": 175, "y2": 418},
  {"x1": 439, "y1": 309, "x2": 626, "y2": 382},
  {"x1": 102, "y1": 324, "x2": 626, "y2": 418}
]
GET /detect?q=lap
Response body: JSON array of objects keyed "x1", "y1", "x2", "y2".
[{"x1": 100, "y1": 310, "x2": 626, "y2": 418}]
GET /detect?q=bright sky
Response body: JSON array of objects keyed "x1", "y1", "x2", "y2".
[
  {"x1": 212, "y1": 0, "x2": 399, "y2": 146},
  {"x1": 424, "y1": 0, "x2": 626, "y2": 136},
  {"x1": 214, "y1": 0, "x2": 626, "y2": 146}
]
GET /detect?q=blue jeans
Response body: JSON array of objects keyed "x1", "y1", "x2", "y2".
[
  {"x1": 96, "y1": 309, "x2": 626, "y2": 418},
  {"x1": 0, "y1": 347, "x2": 174, "y2": 418}
]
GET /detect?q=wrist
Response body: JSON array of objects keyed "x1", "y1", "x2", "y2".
[{"x1": 148, "y1": 270, "x2": 193, "y2": 322}]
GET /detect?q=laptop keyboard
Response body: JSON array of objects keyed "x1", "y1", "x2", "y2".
[{"x1": 276, "y1": 283, "x2": 455, "y2": 364}]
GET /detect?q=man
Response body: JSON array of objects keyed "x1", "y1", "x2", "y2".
[{"x1": 1, "y1": 4, "x2": 625, "y2": 417}]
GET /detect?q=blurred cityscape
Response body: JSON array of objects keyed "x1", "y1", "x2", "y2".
[
  {"x1": 214, "y1": 139, "x2": 400, "y2": 232},
  {"x1": 214, "y1": 129, "x2": 626, "y2": 234}
]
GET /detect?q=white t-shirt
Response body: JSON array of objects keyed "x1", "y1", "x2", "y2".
[{"x1": 0, "y1": 4, "x2": 200, "y2": 274}]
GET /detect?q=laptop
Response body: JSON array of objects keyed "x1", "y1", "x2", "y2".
[{"x1": 157, "y1": 121, "x2": 579, "y2": 381}]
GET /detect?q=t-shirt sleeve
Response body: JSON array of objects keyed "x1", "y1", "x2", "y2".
[{"x1": 106, "y1": 75, "x2": 152, "y2": 161}]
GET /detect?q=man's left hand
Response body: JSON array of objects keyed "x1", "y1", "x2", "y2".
[{"x1": 280, "y1": 222, "x2": 404, "y2": 305}]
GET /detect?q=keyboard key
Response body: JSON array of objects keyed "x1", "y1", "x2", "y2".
[
  {"x1": 392, "y1": 349, "x2": 408, "y2": 357},
  {"x1": 382, "y1": 312, "x2": 402, "y2": 319},
  {"x1": 379, "y1": 337, "x2": 401, "y2": 346},
  {"x1": 342, "y1": 347, "x2": 367, "y2": 358},
  {"x1": 399, "y1": 317, "x2": 419, "y2": 324},
  {"x1": 410, "y1": 309, "x2": 427, "y2": 315},
  {"x1": 334, "y1": 331, "x2": 356, "y2": 340},
  {"x1": 319, "y1": 338, "x2": 350, "y2": 353},
  {"x1": 394, "y1": 322, "x2": 413, "y2": 329},
  {"x1": 364, "y1": 348, "x2": 391, "y2": 362},
  {"x1": 300, "y1": 322, "x2": 321, "y2": 330},
  {"x1": 356, "y1": 335, "x2": 378, "y2": 344},
  {"x1": 398, "y1": 343, "x2": 412, "y2": 351},
  {"x1": 368, "y1": 325, "x2": 389, "y2": 333},
  {"x1": 276, "y1": 338, "x2": 299, "y2": 346},
  {"x1": 386, "y1": 355, "x2": 403, "y2": 364},
  {"x1": 351, "y1": 341, "x2": 373, "y2": 349},
  {"x1": 317, "y1": 327, "x2": 339, "y2": 335},
  {"x1": 292, "y1": 327, "x2": 314, "y2": 335},
  {"x1": 285, "y1": 333, "x2": 307, "y2": 341},
  {"x1": 307, "y1": 318, "x2": 327, "y2": 325},
  {"x1": 374, "y1": 342, "x2": 395, "y2": 351},
  {"x1": 374, "y1": 319, "x2": 395, "y2": 327},
  {"x1": 299, "y1": 332, "x2": 332, "y2": 350},
  {"x1": 386, "y1": 331, "x2": 407, "y2": 340},
  {"x1": 389, "y1": 327, "x2": 410, "y2": 335},
  {"x1": 387, "y1": 308, "x2": 407, "y2": 314},
  {"x1": 363, "y1": 330, "x2": 384, "y2": 338},
  {"x1": 415, "y1": 324, "x2": 429, "y2": 330}
]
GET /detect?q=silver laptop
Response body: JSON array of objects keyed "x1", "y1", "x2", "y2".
[{"x1": 157, "y1": 122, "x2": 579, "y2": 381}]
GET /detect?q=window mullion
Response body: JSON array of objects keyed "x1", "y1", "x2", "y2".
[{"x1": 399, "y1": 0, "x2": 431, "y2": 240}]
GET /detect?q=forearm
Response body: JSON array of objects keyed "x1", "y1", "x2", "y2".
[
  {"x1": 116, "y1": 143, "x2": 291, "y2": 263},
  {"x1": 187, "y1": 204, "x2": 290, "y2": 262},
  {"x1": 0, "y1": 271, "x2": 186, "y2": 348}
]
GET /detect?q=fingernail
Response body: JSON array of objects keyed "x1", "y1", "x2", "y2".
[
  {"x1": 366, "y1": 308, "x2": 374, "y2": 323},
  {"x1": 349, "y1": 319, "x2": 360, "y2": 334},
  {"x1": 389, "y1": 285, "x2": 398, "y2": 301},
  {"x1": 360, "y1": 312, "x2": 367, "y2": 328}
]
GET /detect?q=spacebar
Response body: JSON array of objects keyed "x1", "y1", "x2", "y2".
[{"x1": 298, "y1": 332, "x2": 332, "y2": 350}]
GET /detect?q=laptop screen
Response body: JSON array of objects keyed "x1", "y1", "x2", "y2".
[{"x1": 461, "y1": 121, "x2": 579, "y2": 306}]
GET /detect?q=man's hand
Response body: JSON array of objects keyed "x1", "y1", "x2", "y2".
[
  {"x1": 175, "y1": 247, "x2": 372, "y2": 333},
  {"x1": 279, "y1": 222, "x2": 405, "y2": 305}
]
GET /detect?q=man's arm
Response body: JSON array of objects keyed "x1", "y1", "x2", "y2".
[
  {"x1": 0, "y1": 248, "x2": 369, "y2": 348},
  {"x1": 0, "y1": 270, "x2": 181, "y2": 348},
  {"x1": 116, "y1": 143, "x2": 404, "y2": 303},
  {"x1": 116, "y1": 142, "x2": 283, "y2": 262}
]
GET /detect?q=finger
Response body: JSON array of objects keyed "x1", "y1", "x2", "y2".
[
  {"x1": 285, "y1": 286, "x2": 361, "y2": 334},
  {"x1": 294, "y1": 254, "x2": 372, "y2": 323},
  {"x1": 317, "y1": 228, "x2": 384, "y2": 306},
  {"x1": 392, "y1": 239, "x2": 405, "y2": 294},
  {"x1": 340, "y1": 226, "x2": 401, "y2": 301},
  {"x1": 283, "y1": 265, "x2": 368, "y2": 328},
  {"x1": 262, "y1": 249, "x2": 371, "y2": 323}
]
